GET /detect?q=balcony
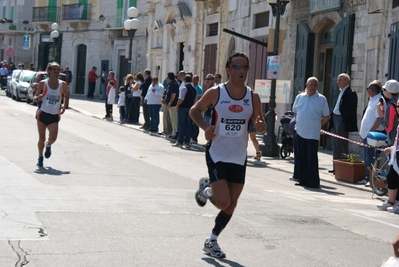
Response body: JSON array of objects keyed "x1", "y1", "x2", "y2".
[
  {"x1": 62, "y1": 4, "x2": 92, "y2": 29},
  {"x1": 0, "y1": 19, "x2": 34, "y2": 34},
  {"x1": 32, "y1": 6, "x2": 60, "y2": 30}
]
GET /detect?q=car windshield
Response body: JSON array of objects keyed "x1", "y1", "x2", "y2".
[
  {"x1": 42, "y1": 74, "x2": 67, "y2": 83},
  {"x1": 21, "y1": 72, "x2": 35, "y2": 82}
]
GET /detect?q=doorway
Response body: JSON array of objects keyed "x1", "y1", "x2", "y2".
[
  {"x1": 118, "y1": 56, "x2": 130, "y2": 88},
  {"x1": 317, "y1": 48, "x2": 333, "y2": 102},
  {"x1": 76, "y1": 44, "x2": 87, "y2": 94}
]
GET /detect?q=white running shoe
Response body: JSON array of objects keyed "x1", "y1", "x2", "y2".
[
  {"x1": 203, "y1": 238, "x2": 226, "y2": 258},
  {"x1": 387, "y1": 202, "x2": 399, "y2": 213},
  {"x1": 195, "y1": 177, "x2": 209, "y2": 207},
  {"x1": 377, "y1": 200, "x2": 394, "y2": 211}
]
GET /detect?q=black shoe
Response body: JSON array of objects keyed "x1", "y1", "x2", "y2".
[
  {"x1": 328, "y1": 170, "x2": 335, "y2": 174},
  {"x1": 295, "y1": 183, "x2": 306, "y2": 186}
]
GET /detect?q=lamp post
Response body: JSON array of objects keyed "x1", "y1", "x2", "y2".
[
  {"x1": 123, "y1": 7, "x2": 140, "y2": 63},
  {"x1": 50, "y1": 22, "x2": 59, "y2": 61},
  {"x1": 261, "y1": 0, "x2": 289, "y2": 157}
]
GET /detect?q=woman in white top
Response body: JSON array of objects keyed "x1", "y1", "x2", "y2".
[{"x1": 130, "y1": 72, "x2": 143, "y2": 123}]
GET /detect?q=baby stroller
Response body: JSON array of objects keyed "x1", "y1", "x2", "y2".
[{"x1": 279, "y1": 111, "x2": 294, "y2": 159}]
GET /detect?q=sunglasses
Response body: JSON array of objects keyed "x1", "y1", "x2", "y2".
[
  {"x1": 229, "y1": 63, "x2": 249, "y2": 71},
  {"x1": 205, "y1": 78, "x2": 214, "y2": 81}
]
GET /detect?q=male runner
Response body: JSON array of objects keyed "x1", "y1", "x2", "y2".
[{"x1": 189, "y1": 52, "x2": 266, "y2": 258}]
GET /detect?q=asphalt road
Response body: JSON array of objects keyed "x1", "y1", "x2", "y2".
[{"x1": 0, "y1": 91, "x2": 397, "y2": 267}]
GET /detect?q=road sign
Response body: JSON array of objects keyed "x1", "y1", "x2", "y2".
[
  {"x1": 6, "y1": 48, "x2": 14, "y2": 58},
  {"x1": 266, "y1": 55, "x2": 280, "y2": 79}
]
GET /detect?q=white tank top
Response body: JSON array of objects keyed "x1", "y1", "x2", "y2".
[
  {"x1": 39, "y1": 79, "x2": 63, "y2": 115},
  {"x1": 209, "y1": 84, "x2": 253, "y2": 165}
]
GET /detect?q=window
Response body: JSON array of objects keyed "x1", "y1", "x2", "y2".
[
  {"x1": 254, "y1": 11, "x2": 269, "y2": 29},
  {"x1": 208, "y1": 23, "x2": 218, "y2": 37}
]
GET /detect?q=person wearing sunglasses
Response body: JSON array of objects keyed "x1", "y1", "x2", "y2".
[{"x1": 189, "y1": 52, "x2": 265, "y2": 258}]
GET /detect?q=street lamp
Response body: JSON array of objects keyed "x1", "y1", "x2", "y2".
[
  {"x1": 123, "y1": 7, "x2": 140, "y2": 62},
  {"x1": 261, "y1": 0, "x2": 290, "y2": 157},
  {"x1": 50, "y1": 22, "x2": 59, "y2": 61}
]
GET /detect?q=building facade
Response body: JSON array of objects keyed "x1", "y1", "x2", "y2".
[{"x1": 0, "y1": 0, "x2": 35, "y2": 67}]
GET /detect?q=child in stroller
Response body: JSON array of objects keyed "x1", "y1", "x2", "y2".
[{"x1": 279, "y1": 111, "x2": 294, "y2": 159}]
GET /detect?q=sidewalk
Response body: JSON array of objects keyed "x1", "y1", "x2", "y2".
[{"x1": 67, "y1": 94, "x2": 372, "y2": 193}]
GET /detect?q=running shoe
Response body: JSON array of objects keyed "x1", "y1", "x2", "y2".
[
  {"x1": 203, "y1": 238, "x2": 226, "y2": 258},
  {"x1": 387, "y1": 202, "x2": 399, "y2": 213},
  {"x1": 195, "y1": 178, "x2": 209, "y2": 207},
  {"x1": 377, "y1": 200, "x2": 394, "y2": 211},
  {"x1": 44, "y1": 144, "x2": 51, "y2": 159},
  {"x1": 37, "y1": 156, "x2": 44, "y2": 167}
]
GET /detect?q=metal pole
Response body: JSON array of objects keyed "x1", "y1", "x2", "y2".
[
  {"x1": 261, "y1": 0, "x2": 282, "y2": 157},
  {"x1": 128, "y1": 29, "x2": 137, "y2": 62},
  {"x1": 52, "y1": 38, "x2": 56, "y2": 61}
]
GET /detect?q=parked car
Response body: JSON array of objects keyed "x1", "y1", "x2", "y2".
[
  {"x1": 26, "y1": 71, "x2": 68, "y2": 105},
  {"x1": 11, "y1": 70, "x2": 35, "y2": 101},
  {"x1": 6, "y1": 69, "x2": 21, "y2": 97}
]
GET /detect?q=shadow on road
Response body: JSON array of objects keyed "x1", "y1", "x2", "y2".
[
  {"x1": 34, "y1": 167, "x2": 71, "y2": 176},
  {"x1": 202, "y1": 256, "x2": 246, "y2": 267}
]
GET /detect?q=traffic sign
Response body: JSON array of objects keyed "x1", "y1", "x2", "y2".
[{"x1": 6, "y1": 48, "x2": 14, "y2": 58}]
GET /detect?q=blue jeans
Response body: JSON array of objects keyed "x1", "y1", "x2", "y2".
[
  {"x1": 148, "y1": 104, "x2": 161, "y2": 131},
  {"x1": 362, "y1": 138, "x2": 375, "y2": 182},
  {"x1": 177, "y1": 107, "x2": 192, "y2": 144}
]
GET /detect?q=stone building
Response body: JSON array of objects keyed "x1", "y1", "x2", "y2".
[
  {"x1": 285, "y1": 0, "x2": 399, "y2": 149},
  {"x1": 0, "y1": 0, "x2": 35, "y2": 67},
  {"x1": 30, "y1": 0, "x2": 148, "y2": 96}
]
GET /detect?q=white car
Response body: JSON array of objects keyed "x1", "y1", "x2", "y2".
[
  {"x1": 6, "y1": 69, "x2": 21, "y2": 98},
  {"x1": 11, "y1": 70, "x2": 35, "y2": 101}
]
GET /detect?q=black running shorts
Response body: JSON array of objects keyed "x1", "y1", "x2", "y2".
[
  {"x1": 36, "y1": 110, "x2": 60, "y2": 126},
  {"x1": 205, "y1": 145, "x2": 247, "y2": 184}
]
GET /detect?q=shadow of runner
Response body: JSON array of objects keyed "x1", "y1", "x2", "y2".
[
  {"x1": 34, "y1": 167, "x2": 71, "y2": 176},
  {"x1": 202, "y1": 256, "x2": 246, "y2": 267}
]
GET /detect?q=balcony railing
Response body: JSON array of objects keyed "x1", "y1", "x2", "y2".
[
  {"x1": 62, "y1": 4, "x2": 91, "y2": 21},
  {"x1": 32, "y1": 6, "x2": 60, "y2": 22}
]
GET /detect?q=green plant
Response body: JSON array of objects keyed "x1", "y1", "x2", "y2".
[{"x1": 342, "y1": 153, "x2": 361, "y2": 163}]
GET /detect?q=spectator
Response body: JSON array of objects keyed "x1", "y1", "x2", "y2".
[
  {"x1": 140, "y1": 69, "x2": 152, "y2": 130},
  {"x1": 358, "y1": 80, "x2": 384, "y2": 185},
  {"x1": 3, "y1": 60, "x2": 8, "y2": 70},
  {"x1": 100, "y1": 68, "x2": 108, "y2": 100},
  {"x1": 214, "y1": 73, "x2": 222, "y2": 85},
  {"x1": 292, "y1": 77, "x2": 330, "y2": 188},
  {"x1": 63, "y1": 66, "x2": 73, "y2": 90},
  {"x1": 173, "y1": 75, "x2": 197, "y2": 148},
  {"x1": 145, "y1": 76, "x2": 164, "y2": 133},
  {"x1": 328, "y1": 73, "x2": 358, "y2": 174},
  {"x1": 29, "y1": 63, "x2": 35, "y2": 71},
  {"x1": 117, "y1": 86, "x2": 126, "y2": 123},
  {"x1": 132, "y1": 73, "x2": 143, "y2": 124},
  {"x1": 124, "y1": 74, "x2": 134, "y2": 123},
  {"x1": 190, "y1": 75, "x2": 203, "y2": 144},
  {"x1": 104, "y1": 71, "x2": 116, "y2": 119},
  {"x1": 161, "y1": 77, "x2": 172, "y2": 136},
  {"x1": 106, "y1": 80, "x2": 115, "y2": 121},
  {"x1": 378, "y1": 80, "x2": 399, "y2": 146},
  {"x1": 87, "y1": 66, "x2": 99, "y2": 99},
  {"x1": 165, "y1": 72, "x2": 179, "y2": 139}
]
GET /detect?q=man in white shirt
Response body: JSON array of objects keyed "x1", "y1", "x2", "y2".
[
  {"x1": 145, "y1": 76, "x2": 164, "y2": 133},
  {"x1": 358, "y1": 80, "x2": 384, "y2": 185}
]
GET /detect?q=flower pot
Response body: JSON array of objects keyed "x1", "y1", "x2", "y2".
[{"x1": 333, "y1": 159, "x2": 366, "y2": 183}]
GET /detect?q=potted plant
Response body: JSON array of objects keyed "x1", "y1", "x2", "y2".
[{"x1": 333, "y1": 152, "x2": 366, "y2": 183}]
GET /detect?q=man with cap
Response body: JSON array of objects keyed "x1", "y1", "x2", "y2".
[
  {"x1": 378, "y1": 79, "x2": 399, "y2": 146},
  {"x1": 87, "y1": 66, "x2": 99, "y2": 99},
  {"x1": 328, "y1": 73, "x2": 358, "y2": 174},
  {"x1": 358, "y1": 80, "x2": 385, "y2": 185}
]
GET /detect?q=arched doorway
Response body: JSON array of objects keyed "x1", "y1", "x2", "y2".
[{"x1": 75, "y1": 44, "x2": 87, "y2": 94}]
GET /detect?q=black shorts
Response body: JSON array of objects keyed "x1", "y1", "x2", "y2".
[
  {"x1": 36, "y1": 110, "x2": 60, "y2": 126},
  {"x1": 205, "y1": 145, "x2": 247, "y2": 184}
]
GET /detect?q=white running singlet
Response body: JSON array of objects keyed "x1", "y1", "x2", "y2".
[
  {"x1": 209, "y1": 84, "x2": 253, "y2": 165},
  {"x1": 39, "y1": 79, "x2": 63, "y2": 115}
]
